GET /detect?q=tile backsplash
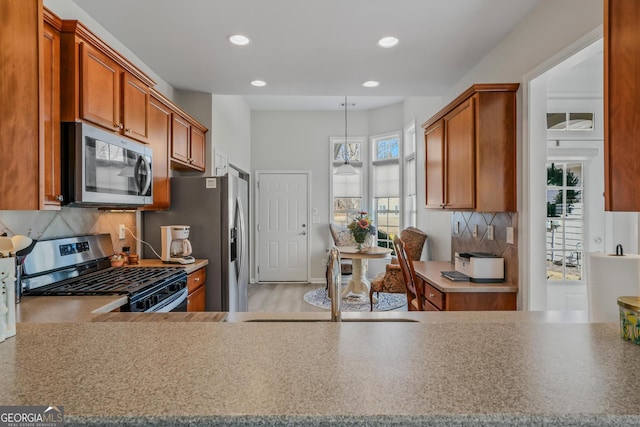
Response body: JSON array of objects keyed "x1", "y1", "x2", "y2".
[
  {"x1": 451, "y1": 212, "x2": 518, "y2": 287},
  {"x1": 0, "y1": 208, "x2": 137, "y2": 254}
]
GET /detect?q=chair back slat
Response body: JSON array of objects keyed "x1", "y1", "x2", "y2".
[{"x1": 393, "y1": 235, "x2": 424, "y2": 311}]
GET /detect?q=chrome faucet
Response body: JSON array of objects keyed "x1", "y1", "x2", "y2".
[{"x1": 327, "y1": 246, "x2": 341, "y2": 322}]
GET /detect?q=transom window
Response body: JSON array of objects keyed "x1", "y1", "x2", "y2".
[{"x1": 546, "y1": 112, "x2": 594, "y2": 131}]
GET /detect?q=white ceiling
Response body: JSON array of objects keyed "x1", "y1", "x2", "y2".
[{"x1": 72, "y1": 0, "x2": 542, "y2": 110}]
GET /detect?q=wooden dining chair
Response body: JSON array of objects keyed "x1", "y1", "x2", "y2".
[
  {"x1": 369, "y1": 227, "x2": 427, "y2": 310},
  {"x1": 393, "y1": 235, "x2": 424, "y2": 311}
]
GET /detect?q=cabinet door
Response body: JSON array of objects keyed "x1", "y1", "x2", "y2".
[
  {"x1": 145, "y1": 95, "x2": 171, "y2": 210},
  {"x1": 80, "y1": 42, "x2": 121, "y2": 131},
  {"x1": 171, "y1": 114, "x2": 190, "y2": 164},
  {"x1": 121, "y1": 71, "x2": 149, "y2": 143},
  {"x1": 443, "y1": 98, "x2": 475, "y2": 209},
  {"x1": 425, "y1": 121, "x2": 445, "y2": 208},
  {"x1": 187, "y1": 285, "x2": 206, "y2": 312},
  {"x1": 605, "y1": 0, "x2": 640, "y2": 211},
  {"x1": 0, "y1": 0, "x2": 40, "y2": 210},
  {"x1": 190, "y1": 127, "x2": 206, "y2": 171},
  {"x1": 41, "y1": 22, "x2": 62, "y2": 209}
]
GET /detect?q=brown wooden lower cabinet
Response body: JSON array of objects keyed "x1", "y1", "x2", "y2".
[
  {"x1": 187, "y1": 267, "x2": 206, "y2": 312},
  {"x1": 417, "y1": 277, "x2": 517, "y2": 311}
]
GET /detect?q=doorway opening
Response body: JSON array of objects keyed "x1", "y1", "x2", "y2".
[{"x1": 525, "y1": 34, "x2": 605, "y2": 311}]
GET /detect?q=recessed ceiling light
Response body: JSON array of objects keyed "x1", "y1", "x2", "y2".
[
  {"x1": 362, "y1": 80, "x2": 380, "y2": 88},
  {"x1": 228, "y1": 34, "x2": 250, "y2": 46},
  {"x1": 377, "y1": 36, "x2": 399, "y2": 48},
  {"x1": 251, "y1": 80, "x2": 266, "y2": 87}
]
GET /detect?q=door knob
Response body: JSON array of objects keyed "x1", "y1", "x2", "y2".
[{"x1": 299, "y1": 231, "x2": 307, "y2": 236}]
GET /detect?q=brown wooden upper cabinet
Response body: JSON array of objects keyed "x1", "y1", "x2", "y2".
[
  {"x1": 422, "y1": 83, "x2": 519, "y2": 212},
  {"x1": 604, "y1": 0, "x2": 640, "y2": 211},
  {"x1": 60, "y1": 20, "x2": 154, "y2": 144},
  {"x1": 0, "y1": 1, "x2": 65, "y2": 210},
  {"x1": 170, "y1": 112, "x2": 207, "y2": 172},
  {"x1": 143, "y1": 90, "x2": 173, "y2": 210},
  {"x1": 42, "y1": 10, "x2": 63, "y2": 209}
]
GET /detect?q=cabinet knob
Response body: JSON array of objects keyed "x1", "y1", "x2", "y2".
[
  {"x1": 429, "y1": 293, "x2": 435, "y2": 298},
  {"x1": 113, "y1": 123, "x2": 120, "y2": 129},
  {"x1": 125, "y1": 128, "x2": 131, "y2": 133},
  {"x1": 55, "y1": 195, "x2": 64, "y2": 202},
  {"x1": 194, "y1": 277, "x2": 200, "y2": 282}
]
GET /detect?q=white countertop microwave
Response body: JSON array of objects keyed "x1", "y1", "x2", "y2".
[{"x1": 62, "y1": 122, "x2": 153, "y2": 208}]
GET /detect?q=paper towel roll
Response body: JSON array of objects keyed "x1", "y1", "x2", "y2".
[
  {"x1": 587, "y1": 252, "x2": 640, "y2": 323},
  {"x1": 0, "y1": 257, "x2": 16, "y2": 342}
]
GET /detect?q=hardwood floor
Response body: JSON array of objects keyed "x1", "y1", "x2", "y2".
[
  {"x1": 247, "y1": 282, "x2": 407, "y2": 312},
  {"x1": 248, "y1": 283, "x2": 326, "y2": 312}
]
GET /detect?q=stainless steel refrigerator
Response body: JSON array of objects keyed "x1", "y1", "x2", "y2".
[{"x1": 142, "y1": 175, "x2": 249, "y2": 312}]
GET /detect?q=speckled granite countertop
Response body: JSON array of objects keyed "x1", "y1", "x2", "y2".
[{"x1": 1, "y1": 313, "x2": 639, "y2": 426}]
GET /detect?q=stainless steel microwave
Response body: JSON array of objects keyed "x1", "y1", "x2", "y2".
[{"x1": 62, "y1": 122, "x2": 153, "y2": 208}]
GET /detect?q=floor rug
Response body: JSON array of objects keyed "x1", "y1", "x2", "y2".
[{"x1": 303, "y1": 287, "x2": 407, "y2": 312}]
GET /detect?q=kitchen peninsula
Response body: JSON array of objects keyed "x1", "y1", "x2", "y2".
[{"x1": 2, "y1": 311, "x2": 640, "y2": 426}]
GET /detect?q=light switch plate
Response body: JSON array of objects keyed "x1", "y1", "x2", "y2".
[
  {"x1": 487, "y1": 225, "x2": 494, "y2": 240},
  {"x1": 506, "y1": 227, "x2": 514, "y2": 244},
  {"x1": 472, "y1": 224, "x2": 478, "y2": 238},
  {"x1": 454, "y1": 221, "x2": 460, "y2": 234}
]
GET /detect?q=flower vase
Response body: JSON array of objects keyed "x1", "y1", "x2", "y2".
[{"x1": 354, "y1": 236, "x2": 366, "y2": 251}]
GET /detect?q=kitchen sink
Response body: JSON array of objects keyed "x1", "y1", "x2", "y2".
[{"x1": 242, "y1": 318, "x2": 419, "y2": 322}]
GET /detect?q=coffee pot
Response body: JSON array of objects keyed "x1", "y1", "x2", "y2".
[{"x1": 160, "y1": 225, "x2": 195, "y2": 264}]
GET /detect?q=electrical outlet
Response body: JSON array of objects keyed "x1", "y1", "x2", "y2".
[
  {"x1": 454, "y1": 221, "x2": 460, "y2": 234},
  {"x1": 506, "y1": 227, "x2": 514, "y2": 244},
  {"x1": 487, "y1": 225, "x2": 494, "y2": 241},
  {"x1": 119, "y1": 224, "x2": 126, "y2": 240},
  {"x1": 472, "y1": 224, "x2": 478, "y2": 238}
]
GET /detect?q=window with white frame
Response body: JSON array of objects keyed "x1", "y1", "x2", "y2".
[
  {"x1": 331, "y1": 137, "x2": 365, "y2": 225},
  {"x1": 404, "y1": 123, "x2": 417, "y2": 227},
  {"x1": 371, "y1": 133, "x2": 400, "y2": 251},
  {"x1": 546, "y1": 161, "x2": 584, "y2": 282}
]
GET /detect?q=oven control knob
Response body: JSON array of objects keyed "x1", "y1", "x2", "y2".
[{"x1": 136, "y1": 301, "x2": 144, "y2": 310}]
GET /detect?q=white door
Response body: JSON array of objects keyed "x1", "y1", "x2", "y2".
[{"x1": 257, "y1": 172, "x2": 309, "y2": 282}]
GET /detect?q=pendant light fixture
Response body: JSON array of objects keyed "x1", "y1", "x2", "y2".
[{"x1": 335, "y1": 96, "x2": 358, "y2": 175}]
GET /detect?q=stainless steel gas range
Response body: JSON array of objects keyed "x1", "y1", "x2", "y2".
[{"x1": 20, "y1": 234, "x2": 188, "y2": 312}]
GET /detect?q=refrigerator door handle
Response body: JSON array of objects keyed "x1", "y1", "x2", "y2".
[{"x1": 236, "y1": 196, "x2": 247, "y2": 283}]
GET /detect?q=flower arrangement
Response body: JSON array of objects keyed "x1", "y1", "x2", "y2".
[{"x1": 347, "y1": 211, "x2": 376, "y2": 250}]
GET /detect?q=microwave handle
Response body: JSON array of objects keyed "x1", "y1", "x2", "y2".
[{"x1": 134, "y1": 155, "x2": 152, "y2": 196}]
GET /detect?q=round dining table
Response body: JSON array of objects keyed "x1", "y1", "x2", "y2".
[{"x1": 338, "y1": 246, "x2": 392, "y2": 301}]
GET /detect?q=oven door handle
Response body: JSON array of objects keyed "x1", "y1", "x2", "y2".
[{"x1": 145, "y1": 287, "x2": 188, "y2": 313}]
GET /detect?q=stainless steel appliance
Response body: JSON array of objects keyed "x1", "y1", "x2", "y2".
[
  {"x1": 160, "y1": 225, "x2": 194, "y2": 264},
  {"x1": 20, "y1": 234, "x2": 187, "y2": 312},
  {"x1": 143, "y1": 174, "x2": 249, "y2": 312},
  {"x1": 62, "y1": 122, "x2": 153, "y2": 208}
]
